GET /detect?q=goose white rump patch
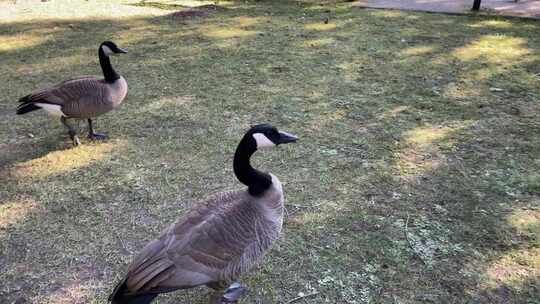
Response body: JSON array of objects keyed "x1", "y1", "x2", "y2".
[
  {"x1": 253, "y1": 133, "x2": 275, "y2": 148},
  {"x1": 36, "y1": 103, "x2": 65, "y2": 117}
]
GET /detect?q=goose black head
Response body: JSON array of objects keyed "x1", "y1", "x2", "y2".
[
  {"x1": 246, "y1": 123, "x2": 298, "y2": 150},
  {"x1": 100, "y1": 41, "x2": 128, "y2": 57}
]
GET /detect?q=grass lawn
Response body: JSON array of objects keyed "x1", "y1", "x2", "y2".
[{"x1": 1, "y1": 0, "x2": 539, "y2": 303}]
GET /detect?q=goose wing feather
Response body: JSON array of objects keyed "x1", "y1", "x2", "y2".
[
  {"x1": 122, "y1": 190, "x2": 279, "y2": 295},
  {"x1": 22, "y1": 76, "x2": 113, "y2": 117}
]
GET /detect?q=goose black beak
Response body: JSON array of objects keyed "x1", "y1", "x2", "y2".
[
  {"x1": 116, "y1": 48, "x2": 128, "y2": 54},
  {"x1": 277, "y1": 131, "x2": 298, "y2": 144}
]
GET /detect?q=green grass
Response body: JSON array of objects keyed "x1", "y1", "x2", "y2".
[{"x1": 1, "y1": 0, "x2": 540, "y2": 303}]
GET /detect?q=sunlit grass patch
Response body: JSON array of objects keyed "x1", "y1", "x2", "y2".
[
  {"x1": 139, "y1": 95, "x2": 198, "y2": 114},
  {"x1": 403, "y1": 126, "x2": 455, "y2": 147},
  {"x1": 0, "y1": 196, "x2": 38, "y2": 229},
  {"x1": 12, "y1": 140, "x2": 125, "y2": 180},
  {"x1": 368, "y1": 10, "x2": 407, "y2": 18},
  {"x1": 199, "y1": 16, "x2": 265, "y2": 39},
  {"x1": 399, "y1": 45, "x2": 436, "y2": 57},
  {"x1": 507, "y1": 208, "x2": 540, "y2": 243},
  {"x1": 303, "y1": 37, "x2": 336, "y2": 47},
  {"x1": 454, "y1": 35, "x2": 534, "y2": 65},
  {"x1": 396, "y1": 125, "x2": 470, "y2": 178},
  {"x1": 304, "y1": 22, "x2": 337, "y2": 31},
  {"x1": 396, "y1": 146, "x2": 446, "y2": 178},
  {"x1": 40, "y1": 283, "x2": 90, "y2": 304},
  {"x1": 468, "y1": 20, "x2": 514, "y2": 29},
  {"x1": 234, "y1": 16, "x2": 263, "y2": 27},
  {"x1": 485, "y1": 247, "x2": 540, "y2": 288},
  {"x1": 200, "y1": 25, "x2": 258, "y2": 39},
  {"x1": 377, "y1": 106, "x2": 410, "y2": 119},
  {"x1": 0, "y1": 33, "x2": 48, "y2": 52}
]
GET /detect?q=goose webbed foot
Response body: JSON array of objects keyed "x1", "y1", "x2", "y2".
[
  {"x1": 87, "y1": 118, "x2": 108, "y2": 140},
  {"x1": 88, "y1": 132, "x2": 108, "y2": 140},
  {"x1": 72, "y1": 135, "x2": 81, "y2": 146},
  {"x1": 209, "y1": 283, "x2": 248, "y2": 304},
  {"x1": 69, "y1": 129, "x2": 81, "y2": 146},
  {"x1": 61, "y1": 116, "x2": 81, "y2": 146},
  {"x1": 222, "y1": 283, "x2": 248, "y2": 303}
]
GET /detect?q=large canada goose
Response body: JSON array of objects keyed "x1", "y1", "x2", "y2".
[
  {"x1": 16, "y1": 41, "x2": 128, "y2": 145},
  {"x1": 109, "y1": 124, "x2": 298, "y2": 304}
]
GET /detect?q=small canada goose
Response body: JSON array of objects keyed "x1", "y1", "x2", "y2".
[
  {"x1": 16, "y1": 41, "x2": 128, "y2": 145},
  {"x1": 109, "y1": 124, "x2": 298, "y2": 304}
]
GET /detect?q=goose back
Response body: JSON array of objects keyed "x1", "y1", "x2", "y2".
[{"x1": 120, "y1": 176, "x2": 284, "y2": 296}]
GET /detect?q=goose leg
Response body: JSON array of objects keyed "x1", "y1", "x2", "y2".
[
  {"x1": 87, "y1": 118, "x2": 108, "y2": 140},
  {"x1": 208, "y1": 282, "x2": 248, "y2": 304},
  {"x1": 61, "y1": 116, "x2": 81, "y2": 146}
]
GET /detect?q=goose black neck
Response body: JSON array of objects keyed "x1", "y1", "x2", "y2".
[
  {"x1": 233, "y1": 136, "x2": 272, "y2": 196},
  {"x1": 99, "y1": 48, "x2": 120, "y2": 83}
]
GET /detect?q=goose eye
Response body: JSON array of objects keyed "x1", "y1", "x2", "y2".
[{"x1": 269, "y1": 129, "x2": 278, "y2": 138}]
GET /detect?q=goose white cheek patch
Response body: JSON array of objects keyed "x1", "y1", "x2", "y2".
[
  {"x1": 253, "y1": 133, "x2": 275, "y2": 148},
  {"x1": 101, "y1": 45, "x2": 114, "y2": 56}
]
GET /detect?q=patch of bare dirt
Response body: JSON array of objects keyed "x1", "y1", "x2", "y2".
[
  {"x1": 197, "y1": 4, "x2": 227, "y2": 11},
  {"x1": 170, "y1": 5, "x2": 226, "y2": 19}
]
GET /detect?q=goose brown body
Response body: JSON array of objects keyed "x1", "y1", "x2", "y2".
[
  {"x1": 117, "y1": 175, "x2": 284, "y2": 296},
  {"x1": 19, "y1": 75, "x2": 128, "y2": 118}
]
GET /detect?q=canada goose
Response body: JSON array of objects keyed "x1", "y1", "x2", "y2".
[
  {"x1": 16, "y1": 41, "x2": 128, "y2": 145},
  {"x1": 109, "y1": 124, "x2": 298, "y2": 304}
]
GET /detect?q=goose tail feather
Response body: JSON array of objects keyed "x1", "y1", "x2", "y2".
[
  {"x1": 16, "y1": 96, "x2": 42, "y2": 115},
  {"x1": 109, "y1": 279, "x2": 157, "y2": 304},
  {"x1": 17, "y1": 102, "x2": 41, "y2": 115}
]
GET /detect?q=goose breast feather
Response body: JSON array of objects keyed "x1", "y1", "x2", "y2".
[{"x1": 122, "y1": 187, "x2": 284, "y2": 295}]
